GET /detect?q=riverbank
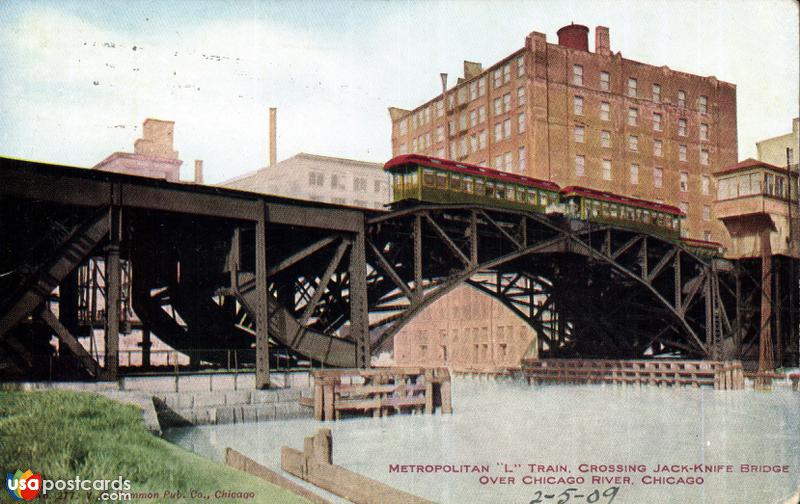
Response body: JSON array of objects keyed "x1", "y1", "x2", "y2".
[{"x1": 0, "y1": 390, "x2": 312, "y2": 503}]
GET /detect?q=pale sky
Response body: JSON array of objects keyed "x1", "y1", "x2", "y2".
[{"x1": 0, "y1": 0, "x2": 797, "y2": 184}]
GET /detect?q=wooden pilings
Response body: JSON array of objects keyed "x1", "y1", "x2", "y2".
[
  {"x1": 281, "y1": 429, "x2": 434, "y2": 504},
  {"x1": 520, "y1": 358, "x2": 746, "y2": 390},
  {"x1": 311, "y1": 367, "x2": 452, "y2": 421}
]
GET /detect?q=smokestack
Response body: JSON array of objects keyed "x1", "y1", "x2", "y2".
[
  {"x1": 194, "y1": 160, "x2": 204, "y2": 184},
  {"x1": 269, "y1": 107, "x2": 277, "y2": 167},
  {"x1": 595, "y1": 26, "x2": 611, "y2": 55}
]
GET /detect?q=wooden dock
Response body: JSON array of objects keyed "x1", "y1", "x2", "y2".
[
  {"x1": 311, "y1": 367, "x2": 452, "y2": 421},
  {"x1": 520, "y1": 358, "x2": 745, "y2": 390}
]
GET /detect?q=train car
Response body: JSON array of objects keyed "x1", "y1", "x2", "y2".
[
  {"x1": 680, "y1": 237, "x2": 725, "y2": 258},
  {"x1": 384, "y1": 154, "x2": 561, "y2": 212},
  {"x1": 559, "y1": 186, "x2": 685, "y2": 239}
]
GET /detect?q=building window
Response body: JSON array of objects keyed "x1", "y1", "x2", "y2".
[
  {"x1": 517, "y1": 86, "x2": 526, "y2": 106},
  {"x1": 458, "y1": 86, "x2": 468, "y2": 105},
  {"x1": 574, "y1": 125, "x2": 585, "y2": 143},
  {"x1": 469, "y1": 109, "x2": 477, "y2": 128},
  {"x1": 653, "y1": 167, "x2": 663, "y2": 188},
  {"x1": 678, "y1": 118, "x2": 687, "y2": 136},
  {"x1": 517, "y1": 55, "x2": 525, "y2": 77},
  {"x1": 654, "y1": 139, "x2": 663, "y2": 157},
  {"x1": 503, "y1": 63, "x2": 511, "y2": 84},
  {"x1": 653, "y1": 113, "x2": 662, "y2": 132},
  {"x1": 331, "y1": 173, "x2": 344, "y2": 189},
  {"x1": 374, "y1": 180, "x2": 383, "y2": 193},
  {"x1": 435, "y1": 101, "x2": 444, "y2": 118},
  {"x1": 602, "y1": 159, "x2": 612, "y2": 180},
  {"x1": 703, "y1": 205, "x2": 711, "y2": 221},
  {"x1": 573, "y1": 64, "x2": 583, "y2": 86},
  {"x1": 459, "y1": 113, "x2": 468, "y2": 131},
  {"x1": 630, "y1": 164, "x2": 639, "y2": 185},
  {"x1": 679, "y1": 144, "x2": 687, "y2": 161},
  {"x1": 702, "y1": 175, "x2": 710, "y2": 196},
  {"x1": 788, "y1": 148, "x2": 795, "y2": 165},
  {"x1": 398, "y1": 119, "x2": 407, "y2": 135},
  {"x1": 680, "y1": 172, "x2": 688, "y2": 192},
  {"x1": 704, "y1": 230, "x2": 712, "y2": 241},
  {"x1": 574, "y1": 96, "x2": 584, "y2": 115},
  {"x1": 436, "y1": 147, "x2": 444, "y2": 157},
  {"x1": 411, "y1": 138, "x2": 417, "y2": 152},
  {"x1": 449, "y1": 140, "x2": 456, "y2": 157},
  {"x1": 518, "y1": 146, "x2": 527, "y2": 173},
  {"x1": 700, "y1": 149, "x2": 709, "y2": 165},
  {"x1": 503, "y1": 118, "x2": 511, "y2": 138},
  {"x1": 699, "y1": 95, "x2": 708, "y2": 113},
  {"x1": 601, "y1": 130, "x2": 611, "y2": 148},
  {"x1": 399, "y1": 143, "x2": 408, "y2": 155},
  {"x1": 479, "y1": 130, "x2": 487, "y2": 150},
  {"x1": 504, "y1": 151, "x2": 513, "y2": 171},
  {"x1": 518, "y1": 112, "x2": 526, "y2": 133},
  {"x1": 493, "y1": 68, "x2": 503, "y2": 89},
  {"x1": 503, "y1": 93, "x2": 511, "y2": 113},
  {"x1": 459, "y1": 137, "x2": 468, "y2": 157},
  {"x1": 494, "y1": 97, "x2": 503, "y2": 116},
  {"x1": 478, "y1": 105, "x2": 486, "y2": 124},
  {"x1": 628, "y1": 135, "x2": 639, "y2": 151},
  {"x1": 628, "y1": 107, "x2": 638, "y2": 126},
  {"x1": 436, "y1": 126, "x2": 444, "y2": 143},
  {"x1": 600, "y1": 101, "x2": 610, "y2": 121},
  {"x1": 309, "y1": 171, "x2": 324, "y2": 186},
  {"x1": 354, "y1": 177, "x2": 367, "y2": 192},
  {"x1": 700, "y1": 123, "x2": 709, "y2": 141},
  {"x1": 494, "y1": 122, "x2": 502, "y2": 142},
  {"x1": 678, "y1": 90, "x2": 686, "y2": 108},
  {"x1": 575, "y1": 155, "x2": 585, "y2": 177},
  {"x1": 469, "y1": 81, "x2": 478, "y2": 101},
  {"x1": 478, "y1": 77, "x2": 486, "y2": 96},
  {"x1": 600, "y1": 71, "x2": 610, "y2": 91},
  {"x1": 652, "y1": 83, "x2": 661, "y2": 102},
  {"x1": 470, "y1": 134, "x2": 478, "y2": 153},
  {"x1": 627, "y1": 77, "x2": 637, "y2": 97}
]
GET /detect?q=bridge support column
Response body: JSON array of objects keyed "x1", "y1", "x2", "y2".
[
  {"x1": 103, "y1": 206, "x2": 121, "y2": 381},
  {"x1": 255, "y1": 202, "x2": 271, "y2": 389},
  {"x1": 350, "y1": 226, "x2": 370, "y2": 369}
]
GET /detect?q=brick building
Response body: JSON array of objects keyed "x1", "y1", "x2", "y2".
[
  {"x1": 388, "y1": 22, "x2": 739, "y2": 369},
  {"x1": 393, "y1": 284, "x2": 537, "y2": 368},
  {"x1": 388, "y1": 23, "x2": 737, "y2": 245}
]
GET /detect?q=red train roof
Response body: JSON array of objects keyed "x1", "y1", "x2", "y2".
[
  {"x1": 560, "y1": 186, "x2": 685, "y2": 216},
  {"x1": 384, "y1": 154, "x2": 561, "y2": 191},
  {"x1": 680, "y1": 237, "x2": 724, "y2": 249}
]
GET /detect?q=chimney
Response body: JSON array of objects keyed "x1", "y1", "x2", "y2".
[
  {"x1": 269, "y1": 107, "x2": 277, "y2": 167},
  {"x1": 595, "y1": 26, "x2": 611, "y2": 55},
  {"x1": 194, "y1": 160, "x2": 204, "y2": 184},
  {"x1": 556, "y1": 23, "x2": 589, "y2": 51},
  {"x1": 463, "y1": 61, "x2": 483, "y2": 80}
]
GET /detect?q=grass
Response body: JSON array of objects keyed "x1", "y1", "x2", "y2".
[{"x1": 0, "y1": 390, "x2": 312, "y2": 503}]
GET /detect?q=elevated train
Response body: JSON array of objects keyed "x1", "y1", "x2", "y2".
[{"x1": 384, "y1": 154, "x2": 723, "y2": 257}]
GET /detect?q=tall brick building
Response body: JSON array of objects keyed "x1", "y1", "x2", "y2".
[
  {"x1": 389, "y1": 23, "x2": 738, "y2": 369},
  {"x1": 389, "y1": 23, "x2": 737, "y2": 245}
]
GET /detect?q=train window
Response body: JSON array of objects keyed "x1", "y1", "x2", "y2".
[
  {"x1": 673, "y1": 217, "x2": 679, "y2": 230},
  {"x1": 591, "y1": 201, "x2": 600, "y2": 217},
  {"x1": 540, "y1": 192, "x2": 548, "y2": 206},
  {"x1": 625, "y1": 207, "x2": 634, "y2": 220},
  {"x1": 463, "y1": 176, "x2": 474, "y2": 193},
  {"x1": 601, "y1": 202, "x2": 609, "y2": 216},
  {"x1": 423, "y1": 169, "x2": 436, "y2": 187},
  {"x1": 410, "y1": 172, "x2": 418, "y2": 186},
  {"x1": 657, "y1": 213, "x2": 665, "y2": 227},
  {"x1": 610, "y1": 204, "x2": 618, "y2": 218},
  {"x1": 496, "y1": 184, "x2": 505, "y2": 200},
  {"x1": 527, "y1": 189, "x2": 536, "y2": 204},
  {"x1": 475, "y1": 179, "x2": 485, "y2": 196},
  {"x1": 506, "y1": 186, "x2": 515, "y2": 201},
  {"x1": 436, "y1": 172, "x2": 447, "y2": 188},
  {"x1": 451, "y1": 175, "x2": 462, "y2": 191},
  {"x1": 643, "y1": 210, "x2": 650, "y2": 223},
  {"x1": 515, "y1": 187, "x2": 524, "y2": 202},
  {"x1": 486, "y1": 182, "x2": 495, "y2": 198}
]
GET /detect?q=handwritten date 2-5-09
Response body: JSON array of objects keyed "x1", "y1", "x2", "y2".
[{"x1": 529, "y1": 486, "x2": 620, "y2": 504}]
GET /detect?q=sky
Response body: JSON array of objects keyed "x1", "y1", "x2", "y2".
[{"x1": 0, "y1": 0, "x2": 797, "y2": 184}]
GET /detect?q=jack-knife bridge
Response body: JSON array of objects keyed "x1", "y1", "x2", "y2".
[{"x1": 0, "y1": 157, "x2": 793, "y2": 385}]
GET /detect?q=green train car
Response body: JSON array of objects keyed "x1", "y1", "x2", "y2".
[
  {"x1": 385, "y1": 154, "x2": 561, "y2": 212},
  {"x1": 385, "y1": 154, "x2": 722, "y2": 257}
]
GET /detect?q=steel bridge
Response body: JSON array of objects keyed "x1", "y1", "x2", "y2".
[{"x1": 0, "y1": 157, "x2": 795, "y2": 385}]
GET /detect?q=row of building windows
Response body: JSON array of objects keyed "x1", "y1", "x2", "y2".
[
  {"x1": 572, "y1": 65, "x2": 709, "y2": 112},
  {"x1": 574, "y1": 96, "x2": 711, "y2": 140},
  {"x1": 307, "y1": 172, "x2": 387, "y2": 193},
  {"x1": 572, "y1": 126, "x2": 711, "y2": 164},
  {"x1": 574, "y1": 155, "x2": 712, "y2": 194},
  {"x1": 398, "y1": 56, "x2": 527, "y2": 137}
]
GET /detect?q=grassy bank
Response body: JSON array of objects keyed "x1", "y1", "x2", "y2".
[{"x1": 0, "y1": 390, "x2": 311, "y2": 503}]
